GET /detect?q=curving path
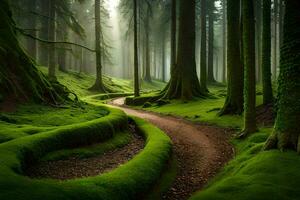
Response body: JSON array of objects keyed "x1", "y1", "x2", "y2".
[{"x1": 110, "y1": 98, "x2": 234, "y2": 200}]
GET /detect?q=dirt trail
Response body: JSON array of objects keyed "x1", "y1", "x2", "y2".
[{"x1": 110, "y1": 98, "x2": 234, "y2": 200}]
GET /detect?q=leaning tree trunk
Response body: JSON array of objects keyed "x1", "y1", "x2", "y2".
[
  {"x1": 261, "y1": 0, "x2": 273, "y2": 105},
  {"x1": 200, "y1": 0, "x2": 208, "y2": 93},
  {"x1": 133, "y1": 0, "x2": 140, "y2": 97},
  {"x1": 241, "y1": 0, "x2": 257, "y2": 136},
  {"x1": 207, "y1": 1, "x2": 216, "y2": 83},
  {"x1": 162, "y1": 0, "x2": 204, "y2": 100},
  {"x1": 0, "y1": 1, "x2": 66, "y2": 105},
  {"x1": 90, "y1": 0, "x2": 106, "y2": 93},
  {"x1": 219, "y1": 0, "x2": 244, "y2": 116},
  {"x1": 264, "y1": 0, "x2": 300, "y2": 152}
]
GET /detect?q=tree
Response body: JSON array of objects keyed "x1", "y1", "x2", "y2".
[
  {"x1": 170, "y1": 0, "x2": 177, "y2": 71},
  {"x1": 261, "y1": 0, "x2": 273, "y2": 105},
  {"x1": 207, "y1": 0, "x2": 216, "y2": 83},
  {"x1": 0, "y1": 0, "x2": 67, "y2": 105},
  {"x1": 200, "y1": 0, "x2": 208, "y2": 93},
  {"x1": 162, "y1": 0, "x2": 204, "y2": 100},
  {"x1": 90, "y1": 0, "x2": 106, "y2": 92},
  {"x1": 219, "y1": 0, "x2": 244, "y2": 116},
  {"x1": 241, "y1": 0, "x2": 257, "y2": 136},
  {"x1": 133, "y1": 0, "x2": 140, "y2": 97},
  {"x1": 264, "y1": 0, "x2": 300, "y2": 152},
  {"x1": 143, "y1": 4, "x2": 152, "y2": 82},
  {"x1": 48, "y1": 0, "x2": 56, "y2": 80}
]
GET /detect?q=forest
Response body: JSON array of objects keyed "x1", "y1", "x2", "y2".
[{"x1": 0, "y1": 0, "x2": 299, "y2": 199}]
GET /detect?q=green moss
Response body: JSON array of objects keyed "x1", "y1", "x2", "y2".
[
  {"x1": 191, "y1": 128, "x2": 300, "y2": 200},
  {"x1": 129, "y1": 85, "x2": 263, "y2": 128},
  {"x1": 0, "y1": 104, "x2": 108, "y2": 143},
  {"x1": 0, "y1": 109, "x2": 173, "y2": 200}
]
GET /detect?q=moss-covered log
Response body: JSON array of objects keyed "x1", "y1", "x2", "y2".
[
  {"x1": 264, "y1": 0, "x2": 300, "y2": 152},
  {"x1": 0, "y1": 1, "x2": 66, "y2": 105},
  {"x1": 219, "y1": 0, "x2": 244, "y2": 116},
  {"x1": 162, "y1": 0, "x2": 205, "y2": 100}
]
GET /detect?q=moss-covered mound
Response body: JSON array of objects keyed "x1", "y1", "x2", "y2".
[{"x1": 0, "y1": 106, "x2": 172, "y2": 200}]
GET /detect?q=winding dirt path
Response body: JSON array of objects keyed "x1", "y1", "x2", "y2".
[{"x1": 110, "y1": 98, "x2": 234, "y2": 200}]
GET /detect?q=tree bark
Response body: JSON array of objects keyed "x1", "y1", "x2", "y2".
[
  {"x1": 90, "y1": 0, "x2": 106, "y2": 92},
  {"x1": 262, "y1": 0, "x2": 273, "y2": 105},
  {"x1": 133, "y1": 0, "x2": 140, "y2": 97},
  {"x1": 144, "y1": 9, "x2": 151, "y2": 82},
  {"x1": 162, "y1": 0, "x2": 204, "y2": 100},
  {"x1": 170, "y1": 0, "x2": 177, "y2": 71},
  {"x1": 48, "y1": 0, "x2": 56, "y2": 80},
  {"x1": 241, "y1": 0, "x2": 257, "y2": 136},
  {"x1": 207, "y1": 1, "x2": 216, "y2": 83},
  {"x1": 200, "y1": 0, "x2": 208, "y2": 93},
  {"x1": 264, "y1": 0, "x2": 300, "y2": 152},
  {"x1": 219, "y1": 0, "x2": 244, "y2": 116}
]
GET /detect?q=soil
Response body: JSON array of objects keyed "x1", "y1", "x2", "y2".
[
  {"x1": 110, "y1": 98, "x2": 234, "y2": 200},
  {"x1": 25, "y1": 126, "x2": 144, "y2": 180}
]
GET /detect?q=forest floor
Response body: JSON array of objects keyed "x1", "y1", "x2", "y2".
[{"x1": 110, "y1": 98, "x2": 234, "y2": 200}]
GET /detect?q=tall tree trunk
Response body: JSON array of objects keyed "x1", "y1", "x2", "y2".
[
  {"x1": 57, "y1": 20, "x2": 68, "y2": 72},
  {"x1": 161, "y1": 30, "x2": 166, "y2": 82},
  {"x1": 90, "y1": 0, "x2": 106, "y2": 92},
  {"x1": 272, "y1": 0, "x2": 278, "y2": 79},
  {"x1": 207, "y1": 1, "x2": 216, "y2": 83},
  {"x1": 144, "y1": 9, "x2": 151, "y2": 82},
  {"x1": 264, "y1": 0, "x2": 300, "y2": 152},
  {"x1": 26, "y1": 0, "x2": 37, "y2": 60},
  {"x1": 241, "y1": 0, "x2": 257, "y2": 136},
  {"x1": 133, "y1": 0, "x2": 140, "y2": 97},
  {"x1": 219, "y1": 0, "x2": 244, "y2": 116},
  {"x1": 48, "y1": 0, "x2": 56, "y2": 80},
  {"x1": 170, "y1": 0, "x2": 177, "y2": 70},
  {"x1": 222, "y1": 0, "x2": 227, "y2": 83},
  {"x1": 262, "y1": 0, "x2": 273, "y2": 105},
  {"x1": 38, "y1": 0, "x2": 49, "y2": 67},
  {"x1": 255, "y1": 0, "x2": 262, "y2": 83},
  {"x1": 162, "y1": 0, "x2": 204, "y2": 100},
  {"x1": 200, "y1": 0, "x2": 208, "y2": 93}
]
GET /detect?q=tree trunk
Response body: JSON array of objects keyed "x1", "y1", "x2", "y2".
[
  {"x1": 90, "y1": 0, "x2": 106, "y2": 92},
  {"x1": 144, "y1": 9, "x2": 151, "y2": 82},
  {"x1": 162, "y1": 0, "x2": 204, "y2": 100},
  {"x1": 272, "y1": 0, "x2": 278, "y2": 79},
  {"x1": 170, "y1": 0, "x2": 177, "y2": 71},
  {"x1": 200, "y1": 0, "x2": 208, "y2": 93},
  {"x1": 26, "y1": 0, "x2": 37, "y2": 60},
  {"x1": 264, "y1": 0, "x2": 300, "y2": 152},
  {"x1": 222, "y1": 0, "x2": 227, "y2": 83},
  {"x1": 161, "y1": 30, "x2": 166, "y2": 82},
  {"x1": 38, "y1": 0, "x2": 49, "y2": 67},
  {"x1": 207, "y1": 1, "x2": 216, "y2": 83},
  {"x1": 48, "y1": 0, "x2": 56, "y2": 80},
  {"x1": 262, "y1": 0, "x2": 273, "y2": 105},
  {"x1": 241, "y1": 0, "x2": 257, "y2": 136},
  {"x1": 133, "y1": 0, "x2": 140, "y2": 97},
  {"x1": 219, "y1": 0, "x2": 244, "y2": 116}
]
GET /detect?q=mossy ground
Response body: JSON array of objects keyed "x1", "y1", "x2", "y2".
[{"x1": 125, "y1": 84, "x2": 300, "y2": 200}]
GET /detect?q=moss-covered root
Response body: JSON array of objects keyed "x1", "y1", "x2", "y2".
[{"x1": 264, "y1": 0, "x2": 300, "y2": 153}]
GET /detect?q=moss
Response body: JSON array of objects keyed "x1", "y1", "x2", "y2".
[
  {"x1": 0, "y1": 108, "x2": 173, "y2": 200},
  {"x1": 190, "y1": 128, "x2": 300, "y2": 200}
]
